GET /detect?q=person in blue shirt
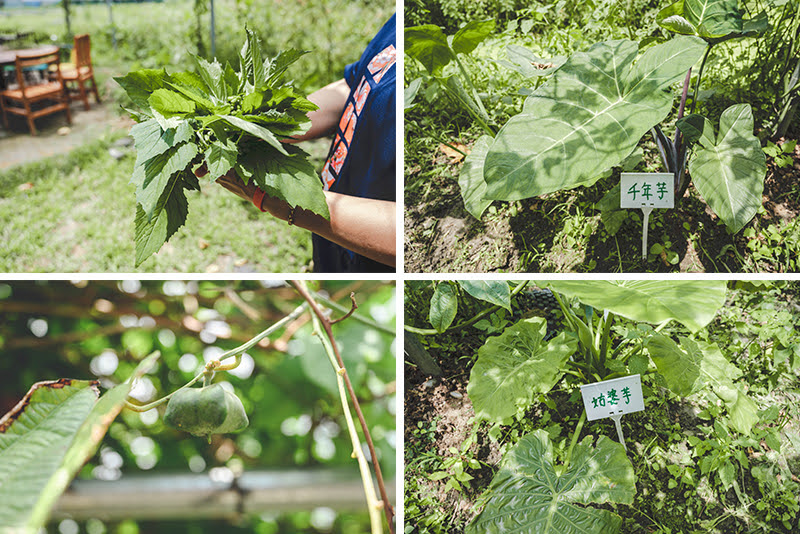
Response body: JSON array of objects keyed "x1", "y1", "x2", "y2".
[{"x1": 203, "y1": 14, "x2": 396, "y2": 273}]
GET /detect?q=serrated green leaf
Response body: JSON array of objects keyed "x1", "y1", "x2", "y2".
[
  {"x1": 429, "y1": 283, "x2": 458, "y2": 332},
  {"x1": 130, "y1": 119, "x2": 193, "y2": 166},
  {"x1": 114, "y1": 69, "x2": 170, "y2": 110},
  {"x1": 132, "y1": 141, "x2": 198, "y2": 220},
  {"x1": 468, "y1": 319, "x2": 577, "y2": 422},
  {"x1": 194, "y1": 55, "x2": 226, "y2": 101},
  {"x1": 458, "y1": 280, "x2": 510, "y2": 310},
  {"x1": 134, "y1": 174, "x2": 189, "y2": 266},
  {"x1": 220, "y1": 114, "x2": 289, "y2": 155},
  {"x1": 242, "y1": 91, "x2": 264, "y2": 113},
  {"x1": 0, "y1": 380, "x2": 99, "y2": 531},
  {"x1": 688, "y1": 104, "x2": 766, "y2": 234},
  {"x1": 204, "y1": 139, "x2": 238, "y2": 181},
  {"x1": 458, "y1": 134, "x2": 493, "y2": 219},
  {"x1": 165, "y1": 79, "x2": 215, "y2": 111},
  {"x1": 467, "y1": 430, "x2": 634, "y2": 534},
  {"x1": 237, "y1": 145, "x2": 329, "y2": 219},
  {"x1": 484, "y1": 37, "x2": 706, "y2": 201},
  {"x1": 265, "y1": 49, "x2": 308, "y2": 87},
  {"x1": 148, "y1": 88, "x2": 196, "y2": 116}
]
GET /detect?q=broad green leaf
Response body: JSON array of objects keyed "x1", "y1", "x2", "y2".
[
  {"x1": 429, "y1": 283, "x2": 458, "y2": 332},
  {"x1": 468, "y1": 318, "x2": 577, "y2": 422},
  {"x1": 204, "y1": 139, "x2": 238, "y2": 181},
  {"x1": 467, "y1": 430, "x2": 635, "y2": 534},
  {"x1": 148, "y1": 89, "x2": 195, "y2": 116},
  {"x1": 484, "y1": 37, "x2": 706, "y2": 201},
  {"x1": 0, "y1": 380, "x2": 99, "y2": 531},
  {"x1": 687, "y1": 104, "x2": 766, "y2": 233},
  {"x1": 131, "y1": 141, "x2": 199, "y2": 220},
  {"x1": 458, "y1": 135, "x2": 493, "y2": 219},
  {"x1": 220, "y1": 114, "x2": 289, "y2": 156},
  {"x1": 657, "y1": 0, "x2": 742, "y2": 40},
  {"x1": 404, "y1": 78, "x2": 422, "y2": 110},
  {"x1": 503, "y1": 45, "x2": 563, "y2": 79},
  {"x1": 236, "y1": 145, "x2": 329, "y2": 219},
  {"x1": 114, "y1": 69, "x2": 170, "y2": 110},
  {"x1": 451, "y1": 19, "x2": 495, "y2": 56},
  {"x1": 647, "y1": 335, "x2": 757, "y2": 433},
  {"x1": 458, "y1": 280, "x2": 510, "y2": 311},
  {"x1": 243, "y1": 27, "x2": 266, "y2": 90},
  {"x1": 27, "y1": 353, "x2": 159, "y2": 529},
  {"x1": 130, "y1": 119, "x2": 193, "y2": 166},
  {"x1": 242, "y1": 91, "x2": 264, "y2": 114},
  {"x1": 134, "y1": 174, "x2": 189, "y2": 266},
  {"x1": 404, "y1": 24, "x2": 454, "y2": 75},
  {"x1": 676, "y1": 113, "x2": 716, "y2": 146},
  {"x1": 538, "y1": 280, "x2": 726, "y2": 332},
  {"x1": 165, "y1": 79, "x2": 215, "y2": 111}
]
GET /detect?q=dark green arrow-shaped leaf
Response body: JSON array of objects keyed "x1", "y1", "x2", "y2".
[{"x1": 467, "y1": 430, "x2": 635, "y2": 534}]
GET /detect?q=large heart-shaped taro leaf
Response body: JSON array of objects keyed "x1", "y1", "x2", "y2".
[
  {"x1": 458, "y1": 134, "x2": 493, "y2": 219},
  {"x1": 681, "y1": 104, "x2": 766, "y2": 234},
  {"x1": 483, "y1": 36, "x2": 706, "y2": 201},
  {"x1": 647, "y1": 335, "x2": 757, "y2": 433},
  {"x1": 468, "y1": 318, "x2": 577, "y2": 422},
  {"x1": 467, "y1": 430, "x2": 635, "y2": 534},
  {"x1": 538, "y1": 280, "x2": 726, "y2": 332},
  {"x1": 458, "y1": 280, "x2": 511, "y2": 311}
]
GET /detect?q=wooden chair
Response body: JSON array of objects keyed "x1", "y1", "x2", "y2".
[
  {"x1": 0, "y1": 49, "x2": 72, "y2": 136},
  {"x1": 61, "y1": 34, "x2": 100, "y2": 111}
]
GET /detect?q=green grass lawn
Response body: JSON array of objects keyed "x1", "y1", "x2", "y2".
[{"x1": 0, "y1": 133, "x2": 318, "y2": 272}]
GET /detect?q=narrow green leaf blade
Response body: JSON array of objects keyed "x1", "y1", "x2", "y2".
[
  {"x1": 220, "y1": 114, "x2": 289, "y2": 156},
  {"x1": 429, "y1": 283, "x2": 458, "y2": 332}
]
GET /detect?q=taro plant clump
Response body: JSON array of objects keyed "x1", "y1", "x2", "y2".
[
  {"x1": 407, "y1": 280, "x2": 781, "y2": 533},
  {"x1": 116, "y1": 28, "x2": 329, "y2": 266},
  {"x1": 457, "y1": 0, "x2": 770, "y2": 237}
]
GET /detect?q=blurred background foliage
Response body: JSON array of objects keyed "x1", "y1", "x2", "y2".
[{"x1": 0, "y1": 280, "x2": 396, "y2": 534}]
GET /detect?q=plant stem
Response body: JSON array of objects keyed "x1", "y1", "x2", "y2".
[
  {"x1": 563, "y1": 411, "x2": 587, "y2": 473},
  {"x1": 290, "y1": 281, "x2": 395, "y2": 534},
  {"x1": 404, "y1": 280, "x2": 530, "y2": 335},
  {"x1": 314, "y1": 292, "x2": 395, "y2": 336},
  {"x1": 125, "y1": 303, "x2": 308, "y2": 412},
  {"x1": 689, "y1": 45, "x2": 713, "y2": 116},
  {"x1": 310, "y1": 314, "x2": 383, "y2": 534}
]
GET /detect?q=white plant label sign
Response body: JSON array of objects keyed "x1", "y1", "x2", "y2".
[
  {"x1": 580, "y1": 374, "x2": 645, "y2": 421},
  {"x1": 620, "y1": 173, "x2": 675, "y2": 259}
]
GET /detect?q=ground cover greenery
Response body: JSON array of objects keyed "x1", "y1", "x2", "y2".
[
  {"x1": 0, "y1": 280, "x2": 396, "y2": 534},
  {"x1": 404, "y1": 0, "x2": 800, "y2": 273},
  {"x1": 0, "y1": 133, "x2": 321, "y2": 272},
  {"x1": 404, "y1": 280, "x2": 800, "y2": 533}
]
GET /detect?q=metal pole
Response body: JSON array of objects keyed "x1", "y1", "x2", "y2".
[
  {"x1": 209, "y1": 0, "x2": 216, "y2": 58},
  {"x1": 105, "y1": 0, "x2": 116, "y2": 50}
]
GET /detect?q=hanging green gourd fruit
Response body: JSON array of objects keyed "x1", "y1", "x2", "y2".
[{"x1": 164, "y1": 383, "x2": 249, "y2": 436}]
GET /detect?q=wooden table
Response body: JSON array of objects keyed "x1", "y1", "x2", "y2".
[{"x1": 0, "y1": 45, "x2": 60, "y2": 67}]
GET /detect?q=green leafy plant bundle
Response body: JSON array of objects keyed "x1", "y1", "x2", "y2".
[{"x1": 115, "y1": 28, "x2": 330, "y2": 267}]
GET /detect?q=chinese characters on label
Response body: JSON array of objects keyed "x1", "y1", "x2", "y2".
[
  {"x1": 580, "y1": 374, "x2": 645, "y2": 421},
  {"x1": 620, "y1": 173, "x2": 675, "y2": 209}
]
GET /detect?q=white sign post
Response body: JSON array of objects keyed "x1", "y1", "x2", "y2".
[
  {"x1": 579, "y1": 374, "x2": 645, "y2": 451},
  {"x1": 620, "y1": 173, "x2": 674, "y2": 260}
]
